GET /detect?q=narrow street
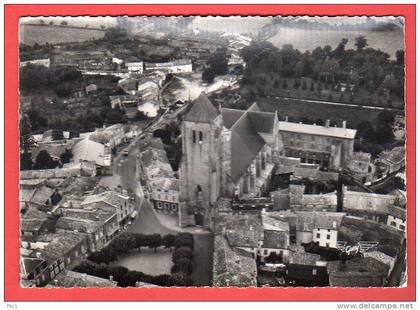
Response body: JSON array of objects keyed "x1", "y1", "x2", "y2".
[{"x1": 108, "y1": 123, "x2": 214, "y2": 286}]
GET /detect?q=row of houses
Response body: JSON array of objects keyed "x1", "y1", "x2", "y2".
[
  {"x1": 137, "y1": 135, "x2": 180, "y2": 216},
  {"x1": 19, "y1": 160, "x2": 136, "y2": 287},
  {"x1": 212, "y1": 207, "x2": 405, "y2": 287}
]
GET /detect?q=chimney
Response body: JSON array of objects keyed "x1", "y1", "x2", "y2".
[
  {"x1": 54, "y1": 279, "x2": 58, "y2": 285},
  {"x1": 342, "y1": 120, "x2": 347, "y2": 128},
  {"x1": 35, "y1": 252, "x2": 41, "y2": 259},
  {"x1": 285, "y1": 116, "x2": 289, "y2": 122},
  {"x1": 325, "y1": 120, "x2": 330, "y2": 128},
  {"x1": 109, "y1": 275, "x2": 114, "y2": 281}
]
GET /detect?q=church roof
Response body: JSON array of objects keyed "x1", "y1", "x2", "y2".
[
  {"x1": 221, "y1": 108, "x2": 245, "y2": 129},
  {"x1": 183, "y1": 92, "x2": 219, "y2": 123},
  {"x1": 227, "y1": 106, "x2": 276, "y2": 183},
  {"x1": 230, "y1": 113, "x2": 266, "y2": 183},
  {"x1": 248, "y1": 111, "x2": 276, "y2": 134}
]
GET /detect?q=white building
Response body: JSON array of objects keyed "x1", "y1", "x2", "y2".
[
  {"x1": 20, "y1": 58, "x2": 51, "y2": 68},
  {"x1": 145, "y1": 59, "x2": 193, "y2": 74},
  {"x1": 125, "y1": 62, "x2": 144, "y2": 73}
]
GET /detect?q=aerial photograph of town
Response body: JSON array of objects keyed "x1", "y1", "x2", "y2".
[{"x1": 18, "y1": 15, "x2": 406, "y2": 288}]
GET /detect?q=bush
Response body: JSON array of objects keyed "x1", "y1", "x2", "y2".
[
  {"x1": 172, "y1": 247, "x2": 193, "y2": 263},
  {"x1": 174, "y1": 233, "x2": 194, "y2": 249}
]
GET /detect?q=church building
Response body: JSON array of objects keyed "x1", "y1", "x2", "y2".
[{"x1": 178, "y1": 92, "x2": 280, "y2": 227}]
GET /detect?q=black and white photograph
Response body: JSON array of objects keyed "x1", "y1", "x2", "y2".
[{"x1": 18, "y1": 15, "x2": 407, "y2": 289}]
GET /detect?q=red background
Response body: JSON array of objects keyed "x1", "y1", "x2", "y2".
[{"x1": 4, "y1": 4, "x2": 416, "y2": 302}]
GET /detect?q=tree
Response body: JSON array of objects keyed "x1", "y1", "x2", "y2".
[
  {"x1": 208, "y1": 51, "x2": 228, "y2": 76},
  {"x1": 172, "y1": 247, "x2": 193, "y2": 262},
  {"x1": 134, "y1": 234, "x2": 147, "y2": 251},
  {"x1": 396, "y1": 50, "x2": 404, "y2": 66},
  {"x1": 38, "y1": 19, "x2": 45, "y2": 25},
  {"x1": 355, "y1": 35, "x2": 368, "y2": 51},
  {"x1": 20, "y1": 151, "x2": 33, "y2": 171},
  {"x1": 59, "y1": 149, "x2": 73, "y2": 164},
  {"x1": 174, "y1": 233, "x2": 194, "y2": 249},
  {"x1": 100, "y1": 25, "x2": 106, "y2": 30},
  {"x1": 148, "y1": 234, "x2": 162, "y2": 252},
  {"x1": 202, "y1": 68, "x2": 215, "y2": 84},
  {"x1": 33, "y1": 150, "x2": 57, "y2": 169},
  {"x1": 60, "y1": 20, "x2": 68, "y2": 26},
  {"x1": 162, "y1": 234, "x2": 176, "y2": 250},
  {"x1": 49, "y1": 21, "x2": 54, "y2": 26}
]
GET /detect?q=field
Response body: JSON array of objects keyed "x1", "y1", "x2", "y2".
[
  {"x1": 19, "y1": 24, "x2": 105, "y2": 46},
  {"x1": 110, "y1": 248, "x2": 173, "y2": 276},
  {"x1": 258, "y1": 97, "x2": 385, "y2": 128},
  {"x1": 269, "y1": 28, "x2": 404, "y2": 58}
]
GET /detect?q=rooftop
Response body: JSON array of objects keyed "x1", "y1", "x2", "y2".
[
  {"x1": 327, "y1": 257, "x2": 389, "y2": 287},
  {"x1": 289, "y1": 251, "x2": 321, "y2": 266},
  {"x1": 216, "y1": 214, "x2": 263, "y2": 248},
  {"x1": 296, "y1": 211, "x2": 345, "y2": 231},
  {"x1": 72, "y1": 138, "x2": 109, "y2": 167},
  {"x1": 34, "y1": 232, "x2": 87, "y2": 263},
  {"x1": 45, "y1": 270, "x2": 118, "y2": 288},
  {"x1": 183, "y1": 92, "x2": 220, "y2": 123},
  {"x1": 278, "y1": 121, "x2": 357, "y2": 139},
  {"x1": 213, "y1": 235, "x2": 258, "y2": 287}
]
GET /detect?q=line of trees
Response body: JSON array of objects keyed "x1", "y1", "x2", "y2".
[
  {"x1": 87, "y1": 232, "x2": 193, "y2": 264},
  {"x1": 240, "y1": 36, "x2": 404, "y2": 102}
]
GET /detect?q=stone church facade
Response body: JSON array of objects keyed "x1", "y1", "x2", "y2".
[{"x1": 178, "y1": 92, "x2": 280, "y2": 227}]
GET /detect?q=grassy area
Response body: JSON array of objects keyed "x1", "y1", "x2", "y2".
[
  {"x1": 257, "y1": 96, "x2": 384, "y2": 128},
  {"x1": 110, "y1": 248, "x2": 173, "y2": 276},
  {"x1": 247, "y1": 74, "x2": 403, "y2": 109},
  {"x1": 19, "y1": 24, "x2": 105, "y2": 46}
]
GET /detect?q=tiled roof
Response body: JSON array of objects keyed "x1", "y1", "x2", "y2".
[
  {"x1": 247, "y1": 111, "x2": 276, "y2": 134},
  {"x1": 213, "y1": 235, "x2": 257, "y2": 287},
  {"x1": 230, "y1": 112, "x2": 266, "y2": 183},
  {"x1": 21, "y1": 206, "x2": 49, "y2": 219},
  {"x1": 289, "y1": 251, "x2": 320, "y2": 266},
  {"x1": 46, "y1": 270, "x2": 118, "y2": 288},
  {"x1": 221, "y1": 108, "x2": 245, "y2": 129},
  {"x1": 262, "y1": 214, "x2": 289, "y2": 232},
  {"x1": 327, "y1": 257, "x2": 389, "y2": 287},
  {"x1": 302, "y1": 193, "x2": 337, "y2": 207},
  {"x1": 183, "y1": 92, "x2": 219, "y2": 123},
  {"x1": 151, "y1": 178, "x2": 179, "y2": 191},
  {"x1": 338, "y1": 216, "x2": 404, "y2": 257},
  {"x1": 296, "y1": 211, "x2": 345, "y2": 231},
  {"x1": 364, "y1": 251, "x2": 395, "y2": 270},
  {"x1": 81, "y1": 191, "x2": 125, "y2": 208},
  {"x1": 387, "y1": 205, "x2": 406, "y2": 221},
  {"x1": 30, "y1": 186, "x2": 54, "y2": 206},
  {"x1": 216, "y1": 214, "x2": 263, "y2": 248},
  {"x1": 278, "y1": 121, "x2": 357, "y2": 139},
  {"x1": 35, "y1": 232, "x2": 87, "y2": 263},
  {"x1": 20, "y1": 218, "x2": 46, "y2": 232},
  {"x1": 263, "y1": 230, "x2": 289, "y2": 249},
  {"x1": 72, "y1": 138, "x2": 108, "y2": 167}
]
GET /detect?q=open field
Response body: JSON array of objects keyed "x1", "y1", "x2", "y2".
[
  {"x1": 19, "y1": 24, "x2": 105, "y2": 46},
  {"x1": 110, "y1": 248, "x2": 173, "y2": 276}
]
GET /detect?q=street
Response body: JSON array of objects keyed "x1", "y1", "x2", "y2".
[{"x1": 107, "y1": 122, "x2": 214, "y2": 286}]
